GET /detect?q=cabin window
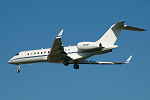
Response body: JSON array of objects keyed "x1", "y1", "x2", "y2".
[
  {"x1": 48, "y1": 51, "x2": 50, "y2": 53},
  {"x1": 27, "y1": 53, "x2": 29, "y2": 55},
  {"x1": 34, "y1": 52, "x2": 36, "y2": 55},
  {"x1": 38, "y1": 52, "x2": 39, "y2": 54},
  {"x1": 41, "y1": 52, "x2": 42, "y2": 54},
  {"x1": 31, "y1": 53, "x2": 32, "y2": 55},
  {"x1": 44, "y1": 51, "x2": 46, "y2": 54}
]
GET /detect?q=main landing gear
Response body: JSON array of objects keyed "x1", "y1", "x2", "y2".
[
  {"x1": 63, "y1": 61, "x2": 69, "y2": 66},
  {"x1": 16, "y1": 65, "x2": 20, "y2": 73},
  {"x1": 63, "y1": 60, "x2": 79, "y2": 69},
  {"x1": 73, "y1": 64, "x2": 79, "y2": 69}
]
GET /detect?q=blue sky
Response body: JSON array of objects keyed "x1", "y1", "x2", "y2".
[{"x1": 0, "y1": 0, "x2": 150, "y2": 100}]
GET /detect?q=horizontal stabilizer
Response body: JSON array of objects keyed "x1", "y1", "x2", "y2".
[{"x1": 123, "y1": 25, "x2": 146, "y2": 31}]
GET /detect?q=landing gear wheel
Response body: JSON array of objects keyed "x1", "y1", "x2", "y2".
[
  {"x1": 73, "y1": 64, "x2": 79, "y2": 69},
  {"x1": 16, "y1": 65, "x2": 20, "y2": 73},
  {"x1": 63, "y1": 61, "x2": 69, "y2": 66},
  {"x1": 16, "y1": 69, "x2": 20, "y2": 73}
]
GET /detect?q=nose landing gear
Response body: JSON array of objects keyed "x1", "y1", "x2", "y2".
[{"x1": 16, "y1": 65, "x2": 20, "y2": 73}]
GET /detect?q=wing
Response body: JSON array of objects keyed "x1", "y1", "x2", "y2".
[
  {"x1": 78, "y1": 56, "x2": 132, "y2": 65},
  {"x1": 47, "y1": 30, "x2": 71, "y2": 63}
]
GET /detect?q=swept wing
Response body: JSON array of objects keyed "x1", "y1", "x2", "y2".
[
  {"x1": 78, "y1": 56, "x2": 132, "y2": 65},
  {"x1": 47, "y1": 30, "x2": 71, "y2": 63}
]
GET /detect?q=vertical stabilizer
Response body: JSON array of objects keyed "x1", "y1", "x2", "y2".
[
  {"x1": 96, "y1": 21, "x2": 124, "y2": 46},
  {"x1": 96, "y1": 21, "x2": 146, "y2": 47}
]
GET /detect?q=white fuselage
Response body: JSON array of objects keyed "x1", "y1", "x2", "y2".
[{"x1": 8, "y1": 45, "x2": 115, "y2": 65}]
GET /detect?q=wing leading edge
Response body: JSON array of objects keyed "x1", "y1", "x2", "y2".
[{"x1": 78, "y1": 55, "x2": 132, "y2": 65}]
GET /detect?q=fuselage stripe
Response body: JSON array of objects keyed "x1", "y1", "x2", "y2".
[{"x1": 11, "y1": 55, "x2": 48, "y2": 61}]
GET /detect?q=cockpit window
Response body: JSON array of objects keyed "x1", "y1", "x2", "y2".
[{"x1": 16, "y1": 53, "x2": 19, "y2": 55}]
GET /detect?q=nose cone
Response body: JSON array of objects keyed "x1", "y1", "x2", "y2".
[
  {"x1": 8, "y1": 58, "x2": 14, "y2": 64},
  {"x1": 8, "y1": 56, "x2": 20, "y2": 65},
  {"x1": 8, "y1": 59, "x2": 12, "y2": 64}
]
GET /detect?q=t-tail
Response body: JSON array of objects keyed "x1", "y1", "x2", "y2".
[{"x1": 96, "y1": 21, "x2": 146, "y2": 47}]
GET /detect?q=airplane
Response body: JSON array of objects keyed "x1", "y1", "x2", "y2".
[{"x1": 8, "y1": 21, "x2": 146, "y2": 73}]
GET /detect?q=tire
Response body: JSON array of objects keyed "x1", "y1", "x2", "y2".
[
  {"x1": 63, "y1": 61, "x2": 69, "y2": 66},
  {"x1": 73, "y1": 64, "x2": 79, "y2": 69}
]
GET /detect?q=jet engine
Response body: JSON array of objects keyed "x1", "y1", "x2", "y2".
[{"x1": 77, "y1": 42, "x2": 102, "y2": 50}]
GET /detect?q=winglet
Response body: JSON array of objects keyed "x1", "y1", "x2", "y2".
[
  {"x1": 125, "y1": 55, "x2": 133, "y2": 63},
  {"x1": 57, "y1": 29, "x2": 63, "y2": 38}
]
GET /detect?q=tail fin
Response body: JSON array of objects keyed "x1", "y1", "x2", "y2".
[{"x1": 96, "y1": 21, "x2": 146, "y2": 47}]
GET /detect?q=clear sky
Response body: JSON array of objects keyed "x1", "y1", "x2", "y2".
[{"x1": 0, "y1": 0, "x2": 150, "y2": 100}]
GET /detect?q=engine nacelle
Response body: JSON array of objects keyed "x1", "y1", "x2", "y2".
[{"x1": 77, "y1": 42, "x2": 102, "y2": 50}]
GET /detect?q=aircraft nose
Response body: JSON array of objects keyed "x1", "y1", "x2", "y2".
[
  {"x1": 8, "y1": 59, "x2": 13, "y2": 64},
  {"x1": 8, "y1": 59, "x2": 11, "y2": 64}
]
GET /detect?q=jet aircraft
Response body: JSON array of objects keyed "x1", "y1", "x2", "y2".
[{"x1": 8, "y1": 21, "x2": 146, "y2": 73}]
